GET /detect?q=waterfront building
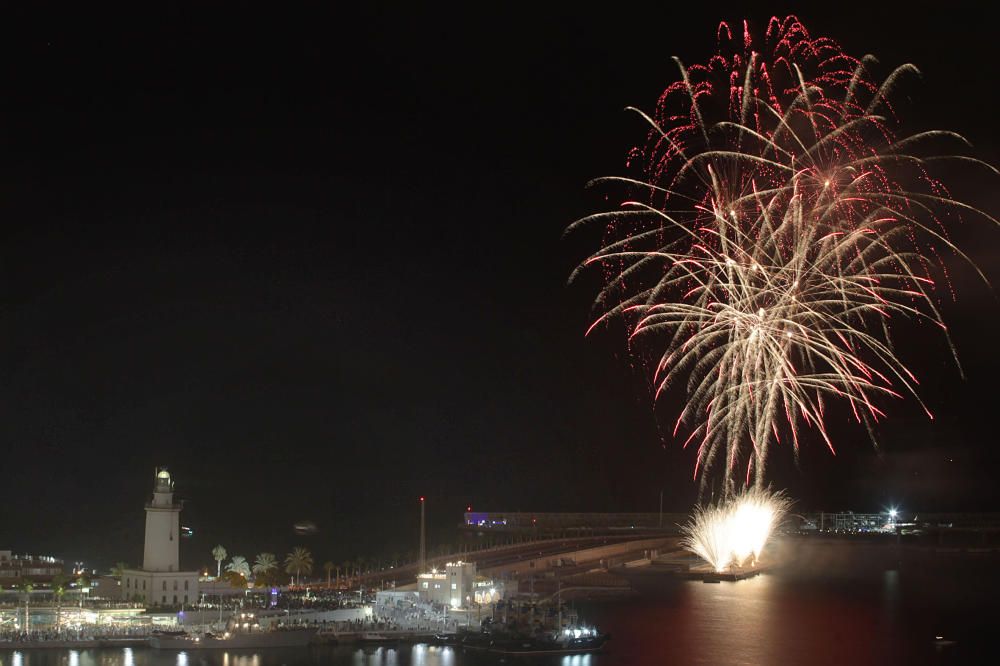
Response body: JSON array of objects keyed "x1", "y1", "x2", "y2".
[
  {"x1": 812, "y1": 512, "x2": 896, "y2": 533},
  {"x1": 462, "y1": 511, "x2": 688, "y2": 537},
  {"x1": 472, "y1": 576, "x2": 503, "y2": 605},
  {"x1": 417, "y1": 561, "x2": 477, "y2": 608},
  {"x1": 120, "y1": 469, "x2": 199, "y2": 606},
  {"x1": 0, "y1": 551, "x2": 65, "y2": 585}
]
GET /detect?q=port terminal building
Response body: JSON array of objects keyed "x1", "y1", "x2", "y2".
[{"x1": 461, "y1": 512, "x2": 688, "y2": 538}]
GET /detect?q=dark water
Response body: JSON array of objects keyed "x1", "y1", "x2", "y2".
[{"x1": 1, "y1": 540, "x2": 995, "y2": 665}]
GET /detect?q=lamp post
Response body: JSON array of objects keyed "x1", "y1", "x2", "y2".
[
  {"x1": 659, "y1": 489, "x2": 664, "y2": 528},
  {"x1": 419, "y1": 496, "x2": 426, "y2": 574}
]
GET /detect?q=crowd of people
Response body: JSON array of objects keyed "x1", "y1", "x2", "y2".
[
  {"x1": 0, "y1": 624, "x2": 150, "y2": 644},
  {"x1": 372, "y1": 601, "x2": 475, "y2": 633}
]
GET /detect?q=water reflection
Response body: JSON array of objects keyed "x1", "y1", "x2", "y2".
[
  {"x1": 0, "y1": 644, "x2": 501, "y2": 666},
  {"x1": 408, "y1": 644, "x2": 454, "y2": 666},
  {"x1": 221, "y1": 655, "x2": 258, "y2": 666},
  {"x1": 352, "y1": 646, "x2": 399, "y2": 666}
]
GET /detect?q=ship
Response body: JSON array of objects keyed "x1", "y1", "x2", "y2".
[
  {"x1": 149, "y1": 627, "x2": 317, "y2": 649},
  {"x1": 459, "y1": 617, "x2": 609, "y2": 656},
  {"x1": 459, "y1": 627, "x2": 610, "y2": 655},
  {"x1": 490, "y1": 628, "x2": 611, "y2": 656}
]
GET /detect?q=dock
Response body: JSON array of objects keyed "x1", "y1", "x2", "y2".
[{"x1": 0, "y1": 638, "x2": 149, "y2": 650}]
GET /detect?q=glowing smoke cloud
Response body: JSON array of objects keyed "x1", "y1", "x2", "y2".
[
  {"x1": 681, "y1": 487, "x2": 791, "y2": 572},
  {"x1": 568, "y1": 15, "x2": 996, "y2": 492}
]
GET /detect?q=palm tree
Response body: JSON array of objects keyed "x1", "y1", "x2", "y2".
[
  {"x1": 75, "y1": 574, "x2": 91, "y2": 608},
  {"x1": 252, "y1": 553, "x2": 278, "y2": 585},
  {"x1": 17, "y1": 578, "x2": 34, "y2": 633},
  {"x1": 284, "y1": 548, "x2": 313, "y2": 586},
  {"x1": 226, "y1": 555, "x2": 251, "y2": 582},
  {"x1": 111, "y1": 562, "x2": 128, "y2": 579},
  {"x1": 51, "y1": 573, "x2": 69, "y2": 632},
  {"x1": 341, "y1": 560, "x2": 353, "y2": 587},
  {"x1": 212, "y1": 545, "x2": 228, "y2": 579},
  {"x1": 323, "y1": 561, "x2": 334, "y2": 588}
]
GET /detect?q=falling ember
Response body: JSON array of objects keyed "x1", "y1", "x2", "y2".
[
  {"x1": 681, "y1": 487, "x2": 791, "y2": 573},
  {"x1": 567, "y1": 15, "x2": 997, "y2": 491}
]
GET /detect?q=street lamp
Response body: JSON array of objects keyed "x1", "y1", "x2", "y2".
[{"x1": 887, "y1": 507, "x2": 899, "y2": 534}]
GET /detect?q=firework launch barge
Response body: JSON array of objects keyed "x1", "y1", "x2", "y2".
[{"x1": 612, "y1": 557, "x2": 777, "y2": 588}]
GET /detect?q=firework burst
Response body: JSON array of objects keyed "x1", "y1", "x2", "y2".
[
  {"x1": 681, "y1": 487, "x2": 791, "y2": 572},
  {"x1": 568, "y1": 15, "x2": 996, "y2": 492}
]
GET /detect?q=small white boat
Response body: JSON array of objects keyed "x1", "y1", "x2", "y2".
[
  {"x1": 150, "y1": 627, "x2": 317, "y2": 649},
  {"x1": 357, "y1": 633, "x2": 398, "y2": 644}
]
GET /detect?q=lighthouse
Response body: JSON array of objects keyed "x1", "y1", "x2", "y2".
[
  {"x1": 121, "y1": 469, "x2": 200, "y2": 606},
  {"x1": 144, "y1": 469, "x2": 181, "y2": 571}
]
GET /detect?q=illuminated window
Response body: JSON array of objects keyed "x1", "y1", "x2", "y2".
[
  {"x1": 421, "y1": 582, "x2": 428, "y2": 589},
  {"x1": 451, "y1": 583, "x2": 457, "y2": 590}
]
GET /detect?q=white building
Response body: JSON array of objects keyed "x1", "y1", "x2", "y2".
[
  {"x1": 417, "y1": 561, "x2": 477, "y2": 608},
  {"x1": 121, "y1": 469, "x2": 199, "y2": 606}
]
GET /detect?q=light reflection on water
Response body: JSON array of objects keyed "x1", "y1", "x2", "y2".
[
  {"x1": 0, "y1": 646, "x2": 597, "y2": 666},
  {"x1": 0, "y1": 647, "x2": 467, "y2": 666},
  {"x1": 222, "y1": 655, "x2": 258, "y2": 666},
  {"x1": 561, "y1": 655, "x2": 592, "y2": 666}
]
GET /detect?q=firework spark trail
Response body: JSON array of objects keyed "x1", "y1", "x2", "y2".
[
  {"x1": 568, "y1": 15, "x2": 997, "y2": 493},
  {"x1": 681, "y1": 487, "x2": 791, "y2": 572}
]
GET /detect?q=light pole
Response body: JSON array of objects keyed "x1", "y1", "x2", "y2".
[
  {"x1": 659, "y1": 489, "x2": 664, "y2": 528},
  {"x1": 419, "y1": 496, "x2": 426, "y2": 574}
]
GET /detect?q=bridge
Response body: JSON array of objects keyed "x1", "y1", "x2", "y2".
[{"x1": 353, "y1": 534, "x2": 679, "y2": 591}]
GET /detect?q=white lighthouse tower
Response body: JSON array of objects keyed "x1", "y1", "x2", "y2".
[
  {"x1": 121, "y1": 468, "x2": 200, "y2": 606},
  {"x1": 144, "y1": 469, "x2": 181, "y2": 571}
]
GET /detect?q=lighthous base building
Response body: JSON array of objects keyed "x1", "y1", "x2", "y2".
[{"x1": 121, "y1": 469, "x2": 199, "y2": 606}]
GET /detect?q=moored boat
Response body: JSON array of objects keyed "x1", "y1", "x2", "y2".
[
  {"x1": 150, "y1": 627, "x2": 317, "y2": 649},
  {"x1": 430, "y1": 633, "x2": 460, "y2": 646},
  {"x1": 459, "y1": 621, "x2": 609, "y2": 656},
  {"x1": 489, "y1": 628, "x2": 611, "y2": 655}
]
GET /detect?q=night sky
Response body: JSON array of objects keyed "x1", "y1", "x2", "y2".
[{"x1": 2, "y1": 3, "x2": 998, "y2": 569}]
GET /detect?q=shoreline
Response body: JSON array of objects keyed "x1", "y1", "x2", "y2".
[{"x1": 0, "y1": 638, "x2": 148, "y2": 650}]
